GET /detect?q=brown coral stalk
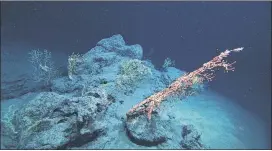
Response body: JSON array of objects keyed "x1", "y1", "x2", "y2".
[{"x1": 126, "y1": 47, "x2": 244, "y2": 120}]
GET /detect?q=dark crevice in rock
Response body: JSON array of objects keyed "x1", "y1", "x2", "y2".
[
  {"x1": 126, "y1": 110, "x2": 159, "y2": 123},
  {"x1": 63, "y1": 111, "x2": 78, "y2": 118},
  {"x1": 61, "y1": 129, "x2": 105, "y2": 149},
  {"x1": 96, "y1": 103, "x2": 103, "y2": 112},
  {"x1": 93, "y1": 57, "x2": 106, "y2": 63},
  {"x1": 51, "y1": 107, "x2": 78, "y2": 118},
  {"x1": 107, "y1": 94, "x2": 115, "y2": 103},
  {"x1": 180, "y1": 125, "x2": 206, "y2": 149},
  {"x1": 182, "y1": 125, "x2": 192, "y2": 138},
  {"x1": 99, "y1": 79, "x2": 108, "y2": 85},
  {"x1": 57, "y1": 118, "x2": 68, "y2": 124},
  {"x1": 86, "y1": 92, "x2": 101, "y2": 98},
  {"x1": 124, "y1": 90, "x2": 133, "y2": 96},
  {"x1": 126, "y1": 111, "x2": 145, "y2": 122},
  {"x1": 119, "y1": 100, "x2": 124, "y2": 104}
]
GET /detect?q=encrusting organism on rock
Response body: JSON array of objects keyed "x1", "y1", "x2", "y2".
[{"x1": 126, "y1": 47, "x2": 244, "y2": 120}]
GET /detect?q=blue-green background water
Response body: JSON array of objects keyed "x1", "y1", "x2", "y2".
[{"x1": 1, "y1": 1, "x2": 271, "y2": 149}]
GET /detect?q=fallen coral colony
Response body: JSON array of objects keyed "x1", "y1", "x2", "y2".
[{"x1": 127, "y1": 47, "x2": 243, "y2": 120}]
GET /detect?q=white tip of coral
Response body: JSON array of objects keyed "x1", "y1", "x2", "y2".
[{"x1": 232, "y1": 47, "x2": 244, "y2": 52}]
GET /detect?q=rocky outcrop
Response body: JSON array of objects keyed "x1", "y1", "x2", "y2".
[
  {"x1": 1, "y1": 91, "x2": 114, "y2": 149},
  {"x1": 180, "y1": 124, "x2": 207, "y2": 149},
  {"x1": 97, "y1": 34, "x2": 143, "y2": 60},
  {"x1": 1, "y1": 34, "x2": 214, "y2": 149}
]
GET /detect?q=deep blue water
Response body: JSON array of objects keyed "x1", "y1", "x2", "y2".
[{"x1": 1, "y1": 1, "x2": 271, "y2": 148}]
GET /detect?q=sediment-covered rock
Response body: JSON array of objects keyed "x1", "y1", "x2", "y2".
[
  {"x1": 1, "y1": 91, "x2": 113, "y2": 149},
  {"x1": 180, "y1": 124, "x2": 207, "y2": 149},
  {"x1": 1, "y1": 34, "x2": 214, "y2": 149},
  {"x1": 97, "y1": 34, "x2": 143, "y2": 59},
  {"x1": 125, "y1": 114, "x2": 169, "y2": 147}
]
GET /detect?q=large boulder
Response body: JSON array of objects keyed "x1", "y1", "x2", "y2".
[
  {"x1": 125, "y1": 114, "x2": 168, "y2": 147},
  {"x1": 180, "y1": 124, "x2": 207, "y2": 149},
  {"x1": 1, "y1": 90, "x2": 115, "y2": 149}
]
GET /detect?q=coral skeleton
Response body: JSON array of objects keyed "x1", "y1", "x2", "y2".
[
  {"x1": 162, "y1": 57, "x2": 175, "y2": 69},
  {"x1": 127, "y1": 47, "x2": 244, "y2": 120},
  {"x1": 28, "y1": 49, "x2": 57, "y2": 85}
]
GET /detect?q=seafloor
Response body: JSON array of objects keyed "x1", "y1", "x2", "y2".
[{"x1": 0, "y1": 35, "x2": 268, "y2": 149}]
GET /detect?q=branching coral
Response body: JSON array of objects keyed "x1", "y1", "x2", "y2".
[
  {"x1": 126, "y1": 47, "x2": 244, "y2": 120},
  {"x1": 68, "y1": 52, "x2": 85, "y2": 80},
  {"x1": 28, "y1": 49, "x2": 58, "y2": 85},
  {"x1": 115, "y1": 59, "x2": 152, "y2": 92},
  {"x1": 162, "y1": 57, "x2": 175, "y2": 69}
]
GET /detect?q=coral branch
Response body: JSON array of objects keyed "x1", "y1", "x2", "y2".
[{"x1": 126, "y1": 47, "x2": 244, "y2": 120}]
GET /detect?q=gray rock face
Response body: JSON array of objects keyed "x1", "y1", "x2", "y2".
[
  {"x1": 97, "y1": 34, "x2": 126, "y2": 50},
  {"x1": 51, "y1": 76, "x2": 83, "y2": 94},
  {"x1": 1, "y1": 91, "x2": 113, "y2": 149}
]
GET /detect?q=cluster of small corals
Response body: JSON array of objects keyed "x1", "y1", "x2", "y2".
[
  {"x1": 126, "y1": 47, "x2": 244, "y2": 120},
  {"x1": 68, "y1": 52, "x2": 84, "y2": 80}
]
